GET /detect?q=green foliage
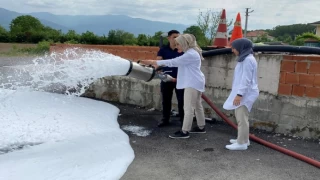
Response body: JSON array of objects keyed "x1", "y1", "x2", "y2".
[
  {"x1": 17, "y1": 40, "x2": 52, "y2": 54},
  {"x1": 64, "y1": 30, "x2": 80, "y2": 42},
  {"x1": 137, "y1": 34, "x2": 149, "y2": 46},
  {"x1": 80, "y1": 31, "x2": 99, "y2": 44},
  {"x1": 0, "y1": 41, "x2": 52, "y2": 57},
  {"x1": 10, "y1": 15, "x2": 44, "y2": 43},
  {"x1": 1, "y1": 14, "x2": 318, "y2": 48},
  {"x1": 296, "y1": 32, "x2": 320, "y2": 41},
  {"x1": 197, "y1": 9, "x2": 233, "y2": 46},
  {"x1": 253, "y1": 33, "x2": 272, "y2": 43},
  {"x1": 149, "y1": 31, "x2": 163, "y2": 46},
  {"x1": 107, "y1": 29, "x2": 137, "y2": 45},
  {"x1": 183, "y1": 25, "x2": 207, "y2": 47},
  {"x1": 0, "y1": 25, "x2": 9, "y2": 42},
  {"x1": 269, "y1": 24, "x2": 315, "y2": 39}
]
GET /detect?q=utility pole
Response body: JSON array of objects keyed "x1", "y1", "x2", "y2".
[{"x1": 244, "y1": 8, "x2": 254, "y2": 37}]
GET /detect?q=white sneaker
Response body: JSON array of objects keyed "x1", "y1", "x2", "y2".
[
  {"x1": 225, "y1": 143, "x2": 248, "y2": 150},
  {"x1": 229, "y1": 139, "x2": 250, "y2": 146}
]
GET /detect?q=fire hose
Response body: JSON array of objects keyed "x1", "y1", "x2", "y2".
[{"x1": 201, "y1": 94, "x2": 320, "y2": 169}]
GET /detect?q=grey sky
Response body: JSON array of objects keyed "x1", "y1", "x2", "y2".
[{"x1": 1, "y1": 0, "x2": 319, "y2": 30}]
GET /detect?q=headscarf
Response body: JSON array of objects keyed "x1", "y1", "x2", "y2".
[
  {"x1": 231, "y1": 38, "x2": 254, "y2": 62},
  {"x1": 175, "y1": 33, "x2": 204, "y2": 60}
]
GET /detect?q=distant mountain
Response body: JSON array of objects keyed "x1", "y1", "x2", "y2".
[
  {"x1": 0, "y1": 8, "x2": 188, "y2": 36},
  {"x1": 0, "y1": 8, "x2": 70, "y2": 32}
]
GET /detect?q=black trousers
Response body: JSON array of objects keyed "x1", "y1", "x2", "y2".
[{"x1": 160, "y1": 81, "x2": 184, "y2": 123}]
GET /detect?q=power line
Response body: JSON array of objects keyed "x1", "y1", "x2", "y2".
[{"x1": 244, "y1": 8, "x2": 254, "y2": 38}]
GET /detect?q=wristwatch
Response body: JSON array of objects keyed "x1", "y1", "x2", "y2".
[{"x1": 237, "y1": 94, "x2": 242, "y2": 97}]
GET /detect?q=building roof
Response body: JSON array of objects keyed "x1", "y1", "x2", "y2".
[
  {"x1": 246, "y1": 30, "x2": 274, "y2": 38},
  {"x1": 309, "y1": 21, "x2": 320, "y2": 25},
  {"x1": 246, "y1": 30, "x2": 266, "y2": 37}
]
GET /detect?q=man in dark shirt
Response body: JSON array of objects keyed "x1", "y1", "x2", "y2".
[{"x1": 156, "y1": 30, "x2": 184, "y2": 127}]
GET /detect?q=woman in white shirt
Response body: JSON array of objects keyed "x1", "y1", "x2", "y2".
[
  {"x1": 223, "y1": 38, "x2": 259, "y2": 150},
  {"x1": 140, "y1": 33, "x2": 206, "y2": 139}
]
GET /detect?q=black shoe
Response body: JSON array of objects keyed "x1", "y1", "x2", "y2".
[
  {"x1": 189, "y1": 126, "x2": 206, "y2": 134},
  {"x1": 158, "y1": 121, "x2": 170, "y2": 127},
  {"x1": 169, "y1": 130, "x2": 190, "y2": 139}
]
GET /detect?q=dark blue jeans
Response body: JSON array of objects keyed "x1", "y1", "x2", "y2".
[{"x1": 160, "y1": 81, "x2": 184, "y2": 123}]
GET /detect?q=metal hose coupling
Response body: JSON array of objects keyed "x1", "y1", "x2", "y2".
[{"x1": 125, "y1": 60, "x2": 156, "y2": 82}]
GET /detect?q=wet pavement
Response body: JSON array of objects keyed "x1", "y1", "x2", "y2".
[{"x1": 112, "y1": 102, "x2": 320, "y2": 180}]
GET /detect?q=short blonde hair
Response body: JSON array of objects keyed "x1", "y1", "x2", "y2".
[{"x1": 175, "y1": 34, "x2": 204, "y2": 60}]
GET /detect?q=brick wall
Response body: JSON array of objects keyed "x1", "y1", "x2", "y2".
[
  {"x1": 278, "y1": 55, "x2": 320, "y2": 98},
  {"x1": 49, "y1": 44, "x2": 159, "y2": 62}
]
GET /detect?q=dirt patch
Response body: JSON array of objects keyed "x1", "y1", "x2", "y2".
[{"x1": 0, "y1": 43, "x2": 37, "y2": 53}]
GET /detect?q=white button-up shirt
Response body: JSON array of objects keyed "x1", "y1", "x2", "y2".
[
  {"x1": 156, "y1": 48, "x2": 205, "y2": 92},
  {"x1": 223, "y1": 54, "x2": 259, "y2": 112}
]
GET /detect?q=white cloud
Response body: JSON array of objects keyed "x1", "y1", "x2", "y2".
[{"x1": 1, "y1": 0, "x2": 319, "y2": 30}]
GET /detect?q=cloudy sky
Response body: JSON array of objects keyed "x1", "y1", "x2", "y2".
[{"x1": 1, "y1": 0, "x2": 319, "y2": 30}]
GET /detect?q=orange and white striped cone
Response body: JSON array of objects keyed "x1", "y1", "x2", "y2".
[
  {"x1": 212, "y1": 9, "x2": 228, "y2": 48},
  {"x1": 229, "y1": 12, "x2": 243, "y2": 46}
]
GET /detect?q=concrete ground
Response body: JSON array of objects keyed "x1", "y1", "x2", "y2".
[{"x1": 113, "y1": 102, "x2": 320, "y2": 180}]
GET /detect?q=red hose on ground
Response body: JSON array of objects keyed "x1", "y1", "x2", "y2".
[{"x1": 201, "y1": 94, "x2": 320, "y2": 169}]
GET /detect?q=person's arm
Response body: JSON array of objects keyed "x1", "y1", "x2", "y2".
[{"x1": 156, "y1": 52, "x2": 195, "y2": 67}]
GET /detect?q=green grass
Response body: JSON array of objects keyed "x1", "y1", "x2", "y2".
[{"x1": 0, "y1": 41, "x2": 51, "y2": 57}]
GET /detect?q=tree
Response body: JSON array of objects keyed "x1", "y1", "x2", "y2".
[
  {"x1": 197, "y1": 9, "x2": 233, "y2": 46},
  {"x1": 292, "y1": 32, "x2": 320, "y2": 46},
  {"x1": 107, "y1": 29, "x2": 134, "y2": 45},
  {"x1": 269, "y1": 24, "x2": 315, "y2": 39},
  {"x1": 296, "y1": 32, "x2": 320, "y2": 41},
  {"x1": 80, "y1": 31, "x2": 99, "y2": 44},
  {"x1": 0, "y1": 25, "x2": 9, "y2": 42},
  {"x1": 10, "y1": 15, "x2": 44, "y2": 42},
  {"x1": 43, "y1": 26, "x2": 63, "y2": 42},
  {"x1": 149, "y1": 31, "x2": 163, "y2": 46},
  {"x1": 64, "y1": 30, "x2": 80, "y2": 43},
  {"x1": 122, "y1": 32, "x2": 137, "y2": 45},
  {"x1": 254, "y1": 33, "x2": 272, "y2": 43},
  {"x1": 183, "y1": 25, "x2": 207, "y2": 47},
  {"x1": 137, "y1": 34, "x2": 149, "y2": 46}
]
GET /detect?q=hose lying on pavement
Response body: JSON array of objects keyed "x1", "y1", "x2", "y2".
[{"x1": 201, "y1": 94, "x2": 320, "y2": 169}]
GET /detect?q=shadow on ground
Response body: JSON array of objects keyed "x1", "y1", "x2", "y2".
[{"x1": 112, "y1": 102, "x2": 319, "y2": 180}]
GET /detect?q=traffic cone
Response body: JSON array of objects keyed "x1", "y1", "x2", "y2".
[
  {"x1": 211, "y1": 9, "x2": 228, "y2": 48},
  {"x1": 229, "y1": 12, "x2": 243, "y2": 46}
]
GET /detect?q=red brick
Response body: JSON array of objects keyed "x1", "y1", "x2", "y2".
[
  {"x1": 292, "y1": 85, "x2": 305, "y2": 97},
  {"x1": 314, "y1": 75, "x2": 320, "y2": 87},
  {"x1": 295, "y1": 62, "x2": 308, "y2": 73},
  {"x1": 282, "y1": 55, "x2": 293, "y2": 61},
  {"x1": 299, "y1": 74, "x2": 315, "y2": 86},
  {"x1": 293, "y1": 56, "x2": 307, "y2": 61},
  {"x1": 137, "y1": 51, "x2": 147, "y2": 60},
  {"x1": 305, "y1": 87, "x2": 320, "y2": 98},
  {"x1": 308, "y1": 62, "x2": 320, "y2": 74},
  {"x1": 278, "y1": 83, "x2": 292, "y2": 95},
  {"x1": 281, "y1": 61, "x2": 295, "y2": 72},
  {"x1": 285, "y1": 73, "x2": 299, "y2": 84},
  {"x1": 307, "y1": 56, "x2": 320, "y2": 62},
  {"x1": 279, "y1": 72, "x2": 286, "y2": 83}
]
